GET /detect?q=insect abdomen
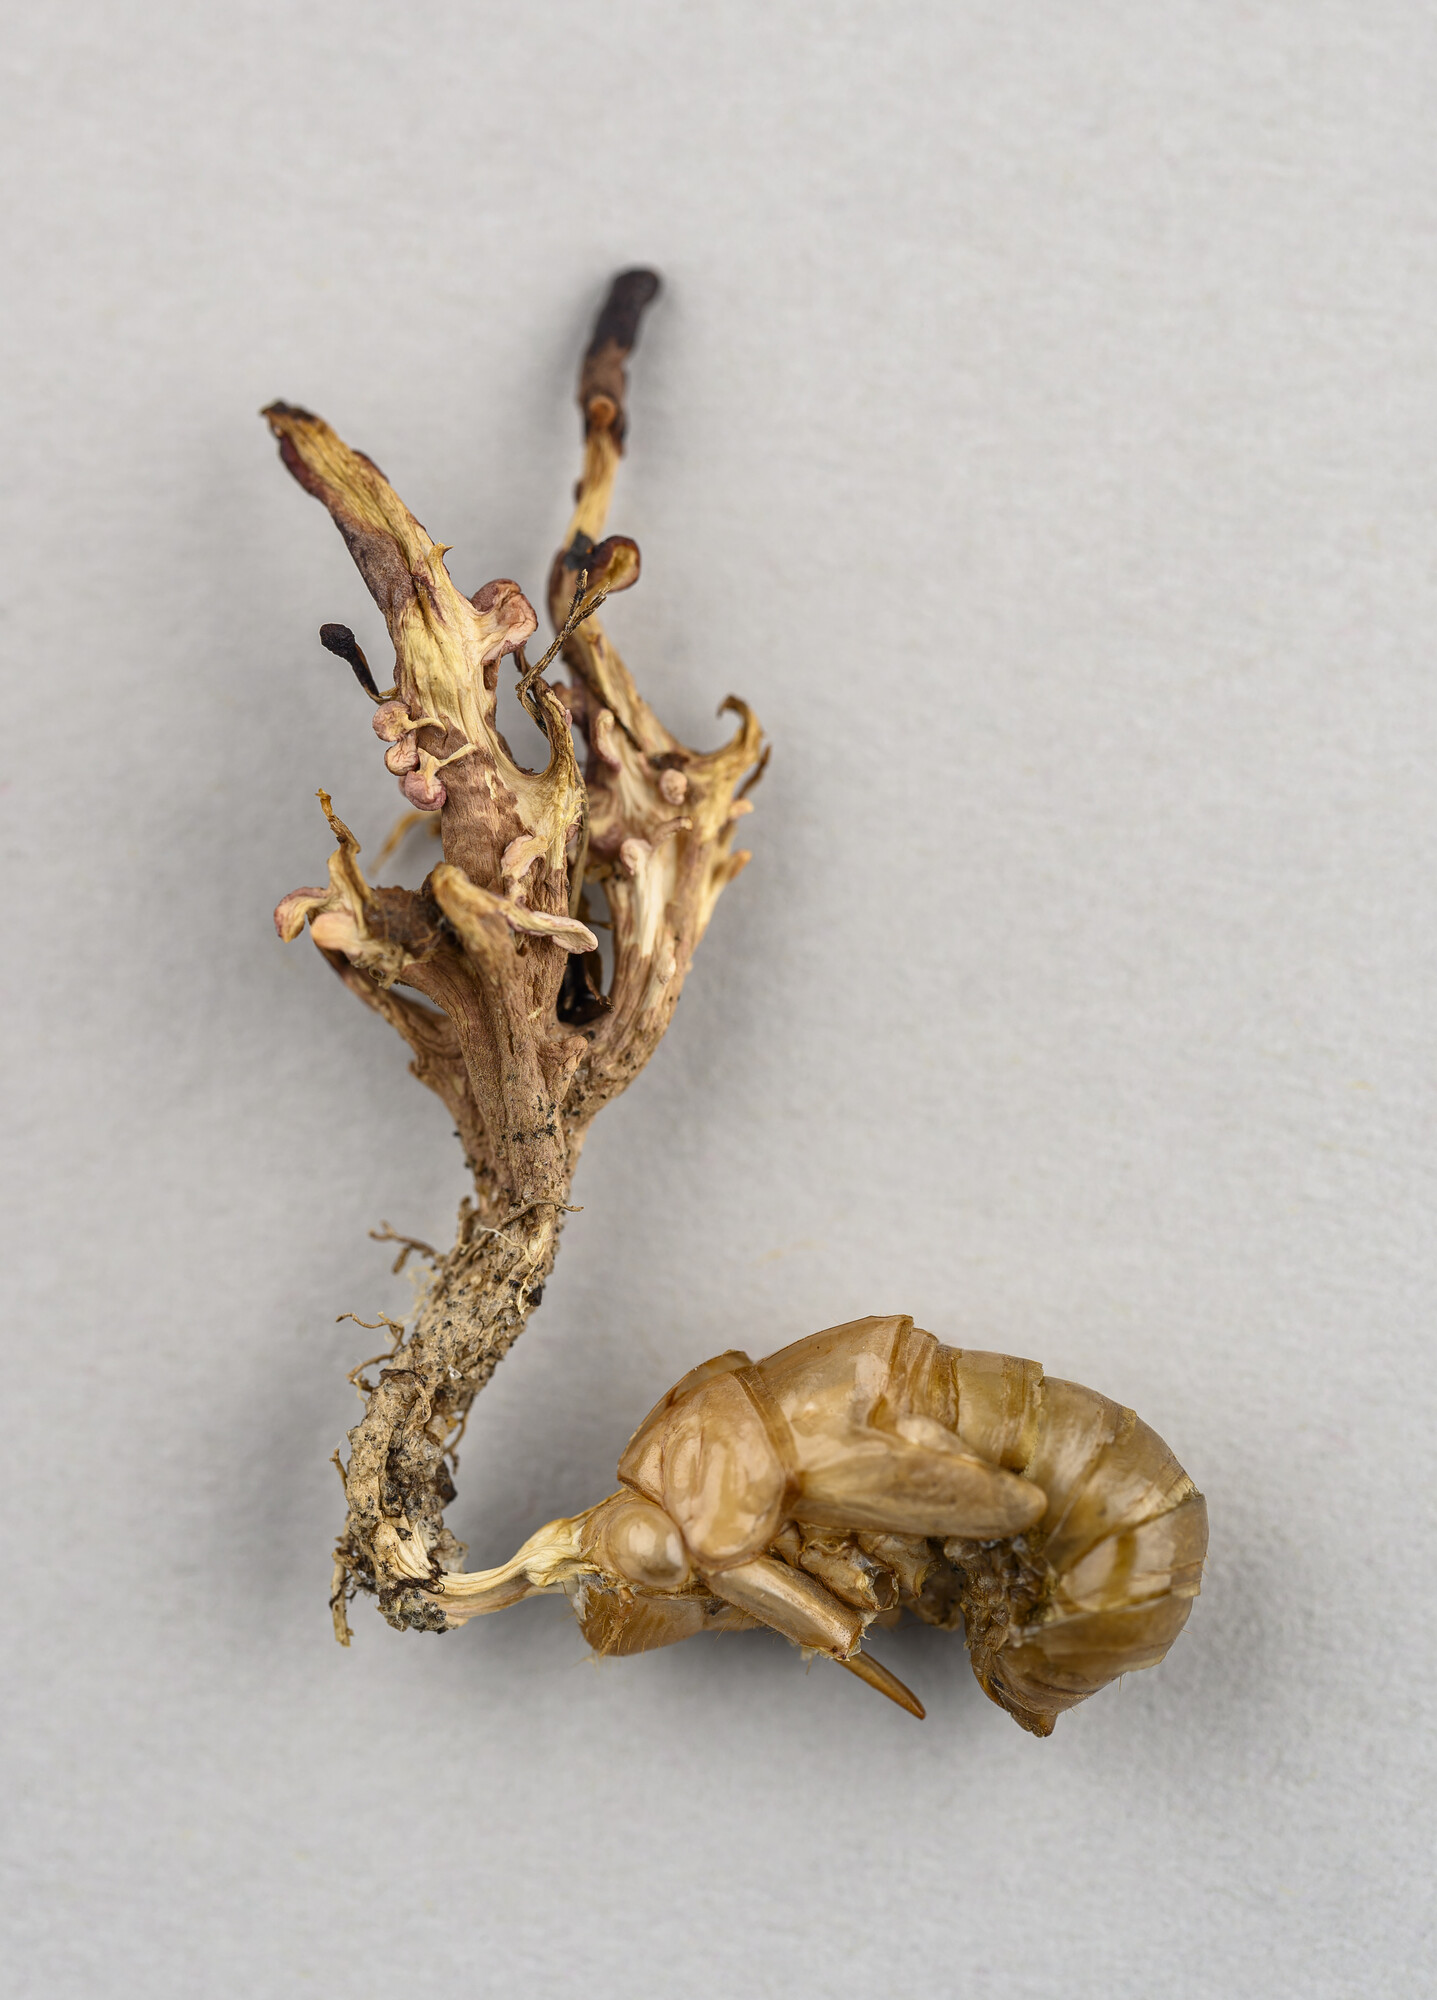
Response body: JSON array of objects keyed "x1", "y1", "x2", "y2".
[{"x1": 946, "y1": 1353, "x2": 1208, "y2": 1734}]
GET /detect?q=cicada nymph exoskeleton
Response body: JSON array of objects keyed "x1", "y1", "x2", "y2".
[{"x1": 424, "y1": 1316, "x2": 1207, "y2": 1734}]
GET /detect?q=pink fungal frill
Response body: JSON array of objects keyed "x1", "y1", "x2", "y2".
[
  {"x1": 470, "y1": 577, "x2": 538, "y2": 664},
  {"x1": 400, "y1": 768, "x2": 446, "y2": 811},
  {"x1": 273, "y1": 887, "x2": 329, "y2": 941},
  {"x1": 371, "y1": 701, "x2": 414, "y2": 743},
  {"x1": 371, "y1": 697, "x2": 422, "y2": 781}
]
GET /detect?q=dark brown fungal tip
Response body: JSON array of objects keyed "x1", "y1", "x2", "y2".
[
  {"x1": 584, "y1": 268, "x2": 661, "y2": 362},
  {"x1": 319, "y1": 622, "x2": 382, "y2": 700},
  {"x1": 579, "y1": 269, "x2": 662, "y2": 447}
]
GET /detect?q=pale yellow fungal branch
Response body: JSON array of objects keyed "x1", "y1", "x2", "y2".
[{"x1": 265, "y1": 272, "x2": 767, "y2": 1640}]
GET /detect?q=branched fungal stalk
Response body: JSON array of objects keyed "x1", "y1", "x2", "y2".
[{"x1": 268, "y1": 273, "x2": 766, "y2": 1642}]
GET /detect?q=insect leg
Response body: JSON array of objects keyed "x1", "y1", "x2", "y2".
[
  {"x1": 575, "y1": 1585, "x2": 725, "y2": 1656},
  {"x1": 705, "y1": 1555, "x2": 865, "y2": 1654},
  {"x1": 705, "y1": 1555, "x2": 925, "y2": 1718},
  {"x1": 793, "y1": 1427, "x2": 1045, "y2": 1541},
  {"x1": 837, "y1": 1651, "x2": 925, "y2": 1719}
]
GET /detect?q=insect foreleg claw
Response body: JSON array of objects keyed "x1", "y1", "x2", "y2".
[{"x1": 837, "y1": 1650, "x2": 926, "y2": 1720}]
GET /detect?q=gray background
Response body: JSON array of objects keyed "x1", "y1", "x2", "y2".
[{"x1": 4, "y1": 4, "x2": 1433, "y2": 1995}]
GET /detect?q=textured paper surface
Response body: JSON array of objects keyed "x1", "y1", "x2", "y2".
[{"x1": 4, "y1": 5, "x2": 1434, "y2": 1994}]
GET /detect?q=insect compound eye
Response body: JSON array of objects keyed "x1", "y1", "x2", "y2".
[{"x1": 601, "y1": 1498, "x2": 691, "y2": 1591}]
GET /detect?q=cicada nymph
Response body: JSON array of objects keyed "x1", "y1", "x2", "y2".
[{"x1": 422, "y1": 1316, "x2": 1207, "y2": 1733}]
